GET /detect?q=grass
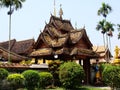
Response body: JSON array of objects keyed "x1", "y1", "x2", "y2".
[
  {"x1": 17, "y1": 86, "x2": 109, "y2": 90},
  {"x1": 44, "y1": 86, "x2": 109, "y2": 90}
]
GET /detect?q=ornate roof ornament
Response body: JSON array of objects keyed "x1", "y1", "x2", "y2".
[
  {"x1": 75, "y1": 22, "x2": 77, "y2": 29},
  {"x1": 59, "y1": 4, "x2": 63, "y2": 19},
  {"x1": 53, "y1": 0, "x2": 56, "y2": 16},
  {"x1": 83, "y1": 25, "x2": 85, "y2": 29}
]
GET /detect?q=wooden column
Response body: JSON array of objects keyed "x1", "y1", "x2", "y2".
[
  {"x1": 43, "y1": 58, "x2": 45, "y2": 63},
  {"x1": 83, "y1": 58, "x2": 91, "y2": 85},
  {"x1": 79, "y1": 59, "x2": 81, "y2": 65},
  {"x1": 35, "y1": 57, "x2": 38, "y2": 64}
]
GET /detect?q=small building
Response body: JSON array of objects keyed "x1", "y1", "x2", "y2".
[
  {"x1": 0, "y1": 39, "x2": 34, "y2": 62},
  {"x1": 92, "y1": 46, "x2": 112, "y2": 64}
]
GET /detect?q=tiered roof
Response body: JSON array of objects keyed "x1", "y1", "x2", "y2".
[{"x1": 30, "y1": 15, "x2": 98, "y2": 59}]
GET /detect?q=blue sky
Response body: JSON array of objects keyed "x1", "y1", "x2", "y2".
[{"x1": 0, "y1": 0, "x2": 120, "y2": 55}]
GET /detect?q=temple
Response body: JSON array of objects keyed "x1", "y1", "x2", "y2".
[
  {"x1": 30, "y1": 14, "x2": 99, "y2": 84},
  {"x1": 0, "y1": 5, "x2": 113, "y2": 85}
]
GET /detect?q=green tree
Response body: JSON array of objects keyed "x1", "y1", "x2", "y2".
[
  {"x1": 105, "y1": 21, "x2": 114, "y2": 51},
  {"x1": 98, "y1": 2, "x2": 112, "y2": 18},
  {"x1": 0, "y1": 0, "x2": 25, "y2": 62},
  {"x1": 97, "y1": 2, "x2": 112, "y2": 46},
  {"x1": 97, "y1": 2, "x2": 113, "y2": 61},
  {"x1": 96, "y1": 19, "x2": 106, "y2": 47}
]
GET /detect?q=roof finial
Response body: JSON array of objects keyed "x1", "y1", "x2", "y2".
[
  {"x1": 54, "y1": 0, "x2": 56, "y2": 16},
  {"x1": 59, "y1": 4, "x2": 63, "y2": 19},
  {"x1": 75, "y1": 22, "x2": 77, "y2": 29},
  {"x1": 83, "y1": 25, "x2": 85, "y2": 29}
]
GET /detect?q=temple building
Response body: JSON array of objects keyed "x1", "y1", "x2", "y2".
[
  {"x1": 0, "y1": 5, "x2": 101, "y2": 84},
  {"x1": 0, "y1": 39, "x2": 34, "y2": 62},
  {"x1": 30, "y1": 13, "x2": 99, "y2": 84}
]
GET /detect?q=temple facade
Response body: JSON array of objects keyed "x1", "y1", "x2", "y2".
[{"x1": 30, "y1": 15, "x2": 99, "y2": 84}]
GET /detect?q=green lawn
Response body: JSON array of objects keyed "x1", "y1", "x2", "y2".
[
  {"x1": 46, "y1": 86, "x2": 109, "y2": 90},
  {"x1": 17, "y1": 86, "x2": 109, "y2": 90}
]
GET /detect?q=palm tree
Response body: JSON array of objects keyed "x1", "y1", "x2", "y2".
[
  {"x1": 97, "y1": 2, "x2": 112, "y2": 46},
  {"x1": 105, "y1": 21, "x2": 114, "y2": 52},
  {"x1": 0, "y1": 0, "x2": 25, "y2": 62},
  {"x1": 96, "y1": 19, "x2": 106, "y2": 47},
  {"x1": 98, "y1": 2, "x2": 112, "y2": 18},
  {"x1": 117, "y1": 24, "x2": 120, "y2": 39},
  {"x1": 97, "y1": 2, "x2": 112, "y2": 62}
]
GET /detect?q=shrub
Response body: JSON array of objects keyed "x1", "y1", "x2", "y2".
[
  {"x1": 99, "y1": 63, "x2": 110, "y2": 72},
  {"x1": 102, "y1": 65, "x2": 120, "y2": 90},
  {"x1": 59, "y1": 61, "x2": 85, "y2": 89},
  {"x1": 48, "y1": 60, "x2": 63, "y2": 86},
  {"x1": 7, "y1": 73, "x2": 25, "y2": 90},
  {"x1": 22, "y1": 70, "x2": 40, "y2": 90},
  {"x1": 39, "y1": 72, "x2": 53, "y2": 89},
  {"x1": 0, "y1": 68, "x2": 9, "y2": 80}
]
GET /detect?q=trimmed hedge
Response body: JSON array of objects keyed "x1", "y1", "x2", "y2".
[
  {"x1": 7, "y1": 73, "x2": 25, "y2": 90},
  {"x1": 59, "y1": 61, "x2": 85, "y2": 89},
  {"x1": 102, "y1": 65, "x2": 120, "y2": 90},
  {"x1": 39, "y1": 72, "x2": 53, "y2": 89},
  {"x1": 22, "y1": 70, "x2": 40, "y2": 90},
  {"x1": 0, "y1": 68, "x2": 9, "y2": 80}
]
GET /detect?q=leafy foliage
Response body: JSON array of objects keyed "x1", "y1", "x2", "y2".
[
  {"x1": 39, "y1": 72, "x2": 53, "y2": 89},
  {"x1": 102, "y1": 65, "x2": 120, "y2": 89},
  {"x1": 7, "y1": 73, "x2": 25, "y2": 89},
  {"x1": 97, "y1": 2, "x2": 112, "y2": 18},
  {"x1": 22, "y1": 70, "x2": 40, "y2": 90},
  {"x1": 59, "y1": 61, "x2": 85, "y2": 89},
  {"x1": 117, "y1": 24, "x2": 120, "y2": 39},
  {"x1": 0, "y1": 68, "x2": 9, "y2": 80},
  {"x1": 48, "y1": 60, "x2": 63, "y2": 86},
  {"x1": 0, "y1": 0, "x2": 26, "y2": 10}
]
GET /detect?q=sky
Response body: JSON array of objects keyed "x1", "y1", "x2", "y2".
[{"x1": 0, "y1": 0, "x2": 120, "y2": 55}]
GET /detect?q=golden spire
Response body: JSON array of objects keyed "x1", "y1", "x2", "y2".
[
  {"x1": 59, "y1": 4, "x2": 63, "y2": 19},
  {"x1": 54, "y1": 0, "x2": 56, "y2": 16}
]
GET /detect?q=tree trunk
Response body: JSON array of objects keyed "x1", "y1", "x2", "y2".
[
  {"x1": 103, "y1": 34, "x2": 105, "y2": 48},
  {"x1": 8, "y1": 5, "x2": 12, "y2": 62}
]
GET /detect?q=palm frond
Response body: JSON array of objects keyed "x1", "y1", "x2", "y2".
[
  {"x1": 0, "y1": 0, "x2": 25, "y2": 10},
  {"x1": 118, "y1": 33, "x2": 120, "y2": 39},
  {"x1": 117, "y1": 24, "x2": 120, "y2": 31},
  {"x1": 98, "y1": 2, "x2": 112, "y2": 18}
]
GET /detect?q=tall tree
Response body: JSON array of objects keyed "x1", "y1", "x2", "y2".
[
  {"x1": 0, "y1": 0, "x2": 25, "y2": 62},
  {"x1": 96, "y1": 19, "x2": 106, "y2": 47},
  {"x1": 97, "y1": 2, "x2": 112, "y2": 47},
  {"x1": 97, "y1": 2, "x2": 113, "y2": 62},
  {"x1": 105, "y1": 21, "x2": 114, "y2": 52}
]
